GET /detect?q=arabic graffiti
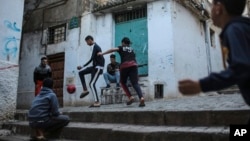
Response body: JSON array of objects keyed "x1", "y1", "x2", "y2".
[
  {"x1": 2, "y1": 20, "x2": 21, "y2": 61},
  {"x1": 4, "y1": 36, "x2": 20, "y2": 60},
  {"x1": 4, "y1": 20, "x2": 21, "y2": 32}
]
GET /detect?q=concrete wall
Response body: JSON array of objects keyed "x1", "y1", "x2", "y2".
[
  {"x1": 18, "y1": 0, "x2": 85, "y2": 108},
  {"x1": 17, "y1": 32, "x2": 44, "y2": 109},
  {"x1": 0, "y1": 0, "x2": 24, "y2": 120},
  {"x1": 18, "y1": 0, "x2": 223, "y2": 108},
  {"x1": 173, "y1": 1, "x2": 209, "y2": 81},
  {"x1": 147, "y1": 1, "x2": 175, "y2": 99},
  {"x1": 172, "y1": 1, "x2": 223, "y2": 95}
]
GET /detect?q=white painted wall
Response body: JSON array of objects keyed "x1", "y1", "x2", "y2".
[
  {"x1": 0, "y1": 0, "x2": 24, "y2": 120},
  {"x1": 18, "y1": 0, "x2": 224, "y2": 108},
  {"x1": 147, "y1": 0, "x2": 176, "y2": 99},
  {"x1": 173, "y1": 1, "x2": 209, "y2": 80},
  {"x1": 172, "y1": 1, "x2": 223, "y2": 94}
]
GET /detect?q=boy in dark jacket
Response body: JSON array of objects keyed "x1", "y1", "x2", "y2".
[
  {"x1": 33, "y1": 56, "x2": 52, "y2": 96},
  {"x1": 178, "y1": 0, "x2": 250, "y2": 122},
  {"x1": 28, "y1": 78, "x2": 70, "y2": 140},
  {"x1": 77, "y1": 35, "x2": 105, "y2": 107}
]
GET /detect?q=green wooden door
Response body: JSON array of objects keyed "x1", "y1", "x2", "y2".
[{"x1": 115, "y1": 18, "x2": 148, "y2": 76}]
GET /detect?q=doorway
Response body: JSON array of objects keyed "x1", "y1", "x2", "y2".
[
  {"x1": 48, "y1": 53, "x2": 65, "y2": 107},
  {"x1": 114, "y1": 7, "x2": 148, "y2": 76}
]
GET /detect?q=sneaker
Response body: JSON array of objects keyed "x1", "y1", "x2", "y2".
[
  {"x1": 139, "y1": 98, "x2": 145, "y2": 107},
  {"x1": 106, "y1": 84, "x2": 111, "y2": 88},
  {"x1": 89, "y1": 102, "x2": 101, "y2": 108},
  {"x1": 30, "y1": 136, "x2": 47, "y2": 141},
  {"x1": 116, "y1": 83, "x2": 120, "y2": 90},
  {"x1": 80, "y1": 91, "x2": 89, "y2": 98},
  {"x1": 126, "y1": 97, "x2": 135, "y2": 105},
  {"x1": 116, "y1": 83, "x2": 120, "y2": 87}
]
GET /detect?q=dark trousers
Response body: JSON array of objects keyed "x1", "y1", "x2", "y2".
[
  {"x1": 29, "y1": 115, "x2": 70, "y2": 138},
  {"x1": 79, "y1": 66, "x2": 103, "y2": 102},
  {"x1": 120, "y1": 66, "x2": 143, "y2": 99}
]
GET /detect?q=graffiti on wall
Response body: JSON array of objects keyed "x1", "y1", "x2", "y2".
[{"x1": 2, "y1": 20, "x2": 21, "y2": 61}]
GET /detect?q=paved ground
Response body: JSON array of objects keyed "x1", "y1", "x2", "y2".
[
  {"x1": 60, "y1": 93, "x2": 250, "y2": 112},
  {"x1": 1, "y1": 93, "x2": 249, "y2": 140}
]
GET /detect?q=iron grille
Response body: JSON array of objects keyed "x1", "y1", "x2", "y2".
[
  {"x1": 115, "y1": 7, "x2": 147, "y2": 23},
  {"x1": 47, "y1": 24, "x2": 66, "y2": 44}
]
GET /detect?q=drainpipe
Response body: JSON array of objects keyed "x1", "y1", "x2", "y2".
[
  {"x1": 39, "y1": 0, "x2": 69, "y2": 55},
  {"x1": 203, "y1": 20, "x2": 212, "y2": 74}
]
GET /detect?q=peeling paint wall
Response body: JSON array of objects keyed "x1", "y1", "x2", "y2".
[
  {"x1": 19, "y1": 0, "x2": 224, "y2": 108},
  {"x1": 173, "y1": 1, "x2": 222, "y2": 95},
  {"x1": 0, "y1": 0, "x2": 24, "y2": 120},
  {"x1": 147, "y1": 1, "x2": 176, "y2": 98},
  {"x1": 18, "y1": 0, "x2": 86, "y2": 108}
]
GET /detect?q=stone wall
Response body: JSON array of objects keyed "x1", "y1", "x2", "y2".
[
  {"x1": 0, "y1": 61, "x2": 19, "y2": 121},
  {"x1": 0, "y1": 0, "x2": 24, "y2": 121}
]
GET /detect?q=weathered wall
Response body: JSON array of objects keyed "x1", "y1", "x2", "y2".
[
  {"x1": 18, "y1": 0, "x2": 224, "y2": 108},
  {"x1": 23, "y1": 0, "x2": 84, "y2": 33},
  {"x1": 173, "y1": 1, "x2": 222, "y2": 94},
  {"x1": 173, "y1": 1, "x2": 209, "y2": 80},
  {"x1": 17, "y1": 0, "x2": 85, "y2": 108},
  {"x1": 0, "y1": 0, "x2": 24, "y2": 120},
  {"x1": 17, "y1": 32, "x2": 42, "y2": 109},
  {"x1": 147, "y1": 1, "x2": 175, "y2": 99}
]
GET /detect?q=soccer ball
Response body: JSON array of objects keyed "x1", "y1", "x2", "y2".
[{"x1": 67, "y1": 84, "x2": 76, "y2": 94}]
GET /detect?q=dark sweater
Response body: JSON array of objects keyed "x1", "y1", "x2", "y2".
[
  {"x1": 33, "y1": 64, "x2": 51, "y2": 83},
  {"x1": 200, "y1": 17, "x2": 250, "y2": 105}
]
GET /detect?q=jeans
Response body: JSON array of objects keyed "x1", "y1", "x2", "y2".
[
  {"x1": 29, "y1": 115, "x2": 70, "y2": 138},
  {"x1": 103, "y1": 71, "x2": 120, "y2": 85}
]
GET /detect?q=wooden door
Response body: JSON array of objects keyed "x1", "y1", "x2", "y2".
[{"x1": 48, "y1": 53, "x2": 65, "y2": 107}]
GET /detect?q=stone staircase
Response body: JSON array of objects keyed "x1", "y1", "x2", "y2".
[{"x1": 0, "y1": 94, "x2": 250, "y2": 141}]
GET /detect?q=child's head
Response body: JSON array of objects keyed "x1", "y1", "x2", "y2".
[
  {"x1": 211, "y1": 0, "x2": 246, "y2": 27},
  {"x1": 43, "y1": 78, "x2": 53, "y2": 89},
  {"x1": 121, "y1": 37, "x2": 131, "y2": 46}
]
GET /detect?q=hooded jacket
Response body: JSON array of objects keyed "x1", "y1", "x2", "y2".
[
  {"x1": 28, "y1": 87, "x2": 60, "y2": 121},
  {"x1": 200, "y1": 16, "x2": 250, "y2": 105}
]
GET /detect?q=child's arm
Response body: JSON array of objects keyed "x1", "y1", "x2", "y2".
[{"x1": 98, "y1": 48, "x2": 119, "y2": 56}]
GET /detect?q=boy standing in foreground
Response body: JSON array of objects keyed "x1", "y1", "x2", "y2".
[{"x1": 178, "y1": 0, "x2": 250, "y2": 122}]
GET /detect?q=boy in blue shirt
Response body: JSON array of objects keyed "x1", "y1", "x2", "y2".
[{"x1": 179, "y1": 0, "x2": 250, "y2": 122}]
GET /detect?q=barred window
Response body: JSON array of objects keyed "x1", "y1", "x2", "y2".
[
  {"x1": 47, "y1": 24, "x2": 66, "y2": 44},
  {"x1": 114, "y1": 7, "x2": 147, "y2": 23}
]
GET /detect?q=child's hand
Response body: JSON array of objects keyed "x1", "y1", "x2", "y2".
[
  {"x1": 97, "y1": 52, "x2": 102, "y2": 56},
  {"x1": 178, "y1": 79, "x2": 201, "y2": 95},
  {"x1": 77, "y1": 66, "x2": 82, "y2": 70}
]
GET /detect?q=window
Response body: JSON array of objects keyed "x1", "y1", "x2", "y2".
[
  {"x1": 114, "y1": 7, "x2": 147, "y2": 23},
  {"x1": 47, "y1": 24, "x2": 66, "y2": 44},
  {"x1": 155, "y1": 84, "x2": 164, "y2": 99}
]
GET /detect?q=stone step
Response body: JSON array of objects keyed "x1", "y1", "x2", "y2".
[
  {"x1": 2, "y1": 121, "x2": 229, "y2": 141},
  {"x1": 14, "y1": 109, "x2": 250, "y2": 126},
  {"x1": 217, "y1": 85, "x2": 240, "y2": 94},
  {"x1": 0, "y1": 135, "x2": 81, "y2": 141}
]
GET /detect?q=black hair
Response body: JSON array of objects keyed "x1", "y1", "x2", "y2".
[
  {"x1": 213, "y1": 0, "x2": 246, "y2": 16},
  {"x1": 121, "y1": 37, "x2": 131, "y2": 45},
  {"x1": 43, "y1": 78, "x2": 53, "y2": 89},
  {"x1": 85, "y1": 35, "x2": 94, "y2": 41},
  {"x1": 110, "y1": 54, "x2": 116, "y2": 58},
  {"x1": 41, "y1": 56, "x2": 47, "y2": 61}
]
